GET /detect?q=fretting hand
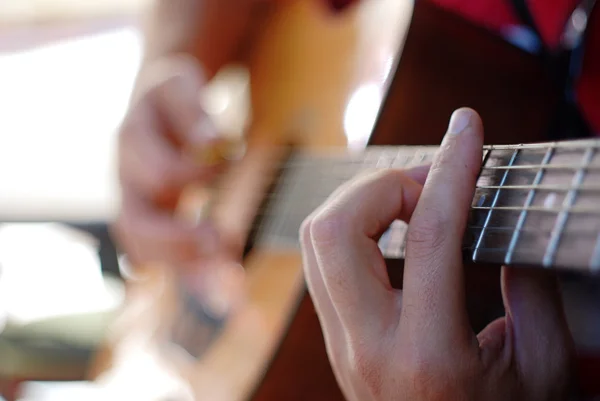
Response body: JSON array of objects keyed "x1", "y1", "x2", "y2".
[{"x1": 300, "y1": 108, "x2": 575, "y2": 401}]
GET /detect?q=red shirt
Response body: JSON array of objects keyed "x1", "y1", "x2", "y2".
[{"x1": 329, "y1": 0, "x2": 600, "y2": 136}]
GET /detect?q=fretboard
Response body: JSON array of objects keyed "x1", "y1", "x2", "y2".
[{"x1": 249, "y1": 139, "x2": 600, "y2": 275}]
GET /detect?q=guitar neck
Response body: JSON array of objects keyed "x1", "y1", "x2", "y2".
[{"x1": 250, "y1": 138, "x2": 600, "y2": 275}]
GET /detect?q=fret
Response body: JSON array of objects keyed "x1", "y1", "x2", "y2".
[
  {"x1": 505, "y1": 146, "x2": 554, "y2": 264},
  {"x1": 472, "y1": 149, "x2": 519, "y2": 261},
  {"x1": 482, "y1": 148, "x2": 491, "y2": 164},
  {"x1": 543, "y1": 147, "x2": 596, "y2": 267}
]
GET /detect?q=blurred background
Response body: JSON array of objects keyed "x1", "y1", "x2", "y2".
[
  {"x1": 0, "y1": 1, "x2": 147, "y2": 399},
  {"x1": 0, "y1": 0, "x2": 406, "y2": 399}
]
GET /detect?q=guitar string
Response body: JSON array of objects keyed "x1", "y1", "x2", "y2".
[
  {"x1": 470, "y1": 205, "x2": 600, "y2": 214},
  {"x1": 206, "y1": 139, "x2": 600, "y2": 177},
  {"x1": 207, "y1": 140, "x2": 600, "y2": 194},
  {"x1": 475, "y1": 184, "x2": 600, "y2": 190},
  {"x1": 208, "y1": 166, "x2": 600, "y2": 193},
  {"x1": 211, "y1": 167, "x2": 600, "y2": 224},
  {"x1": 211, "y1": 158, "x2": 600, "y2": 175},
  {"x1": 465, "y1": 224, "x2": 600, "y2": 233},
  {"x1": 206, "y1": 142, "x2": 600, "y2": 263},
  {"x1": 543, "y1": 147, "x2": 596, "y2": 266}
]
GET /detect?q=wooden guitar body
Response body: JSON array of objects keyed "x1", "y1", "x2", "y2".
[
  {"x1": 90, "y1": 1, "x2": 599, "y2": 400},
  {"x1": 90, "y1": 0, "x2": 411, "y2": 399}
]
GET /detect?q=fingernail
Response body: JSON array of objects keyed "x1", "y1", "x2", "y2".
[{"x1": 447, "y1": 108, "x2": 472, "y2": 135}]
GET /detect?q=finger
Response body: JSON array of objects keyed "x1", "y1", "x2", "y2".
[
  {"x1": 119, "y1": 112, "x2": 219, "y2": 205},
  {"x1": 501, "y1": 266, "x2": 574, "y2": 392},
  {"x1": 402, "y1": 108, "x2": 484, "y2": 348},
  {"x1": 300, "y1": 216, "x2": 344, "y2": 362},
  {"x1": 477, "y1": 316, "x2": 509, "y2": 368},
  {"x1": 113, "y1": 189, "x2": 219, "y2": 266},
  {"x1": 144, "y1": 57, "x2": 220, "y2": 151},
  {"x1": 405, "y1": 163, "x2": 431, "y2": 186},
  {"x1": 306, "y1": 168, "x2": 423, "y2": 337}
]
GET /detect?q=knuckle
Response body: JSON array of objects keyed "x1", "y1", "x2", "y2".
[
  {"x1": 299, "y1": 216, "x2": 314, "y2": 247},
  {"x1": 403, "y1": 357, "x2": 436, "y2": 389},
  {"x1": 401, "y1": 355, "x2": 456, "y2": 400},
  {"x1": 309, "y1": 209, "x2": 349, "y2": 247},
  {"x1": 406, "y1": 209, "x2": 448, "y2": 253},
  {"x1": 348, "y1": 344, "x2": 383, "y2": 396}
]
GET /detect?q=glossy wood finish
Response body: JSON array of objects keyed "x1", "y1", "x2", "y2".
[{"x1": 371, "y1": 1, "x2": 559, "y2": 147}]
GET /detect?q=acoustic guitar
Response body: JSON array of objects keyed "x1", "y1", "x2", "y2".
[{"x1": 89, "y1": 1, "x2": 600, "y2": 400}]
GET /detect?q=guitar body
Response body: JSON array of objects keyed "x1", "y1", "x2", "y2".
[
  {"x1": 91, "y1": 1, "x2": 598, "y2": 400},
  {"x1": 91, "y1": 0, "x2": 411, "y2": 399}
]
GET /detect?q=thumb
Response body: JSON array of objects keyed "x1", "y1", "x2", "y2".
[{"x1": 501, "y1": 266, "x2": 575, "y2": 394}]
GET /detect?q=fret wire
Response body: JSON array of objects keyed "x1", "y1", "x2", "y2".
[
  {"x1": 473, "y1": 149, "x2": 516, "y2": 260},
  {"x1": 505, "y1": 146, "x2": 554, "y2": 264},
  {"x1": 482, "y1": 149, "x2": 491, "y2": 164},
  {"x1": 543, "y1": 147, "x2": 595, "y2": 267}
]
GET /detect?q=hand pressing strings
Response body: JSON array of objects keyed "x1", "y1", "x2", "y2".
[{"x1": 300, "y1": 108, "x2": 576, "y2": 401}]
